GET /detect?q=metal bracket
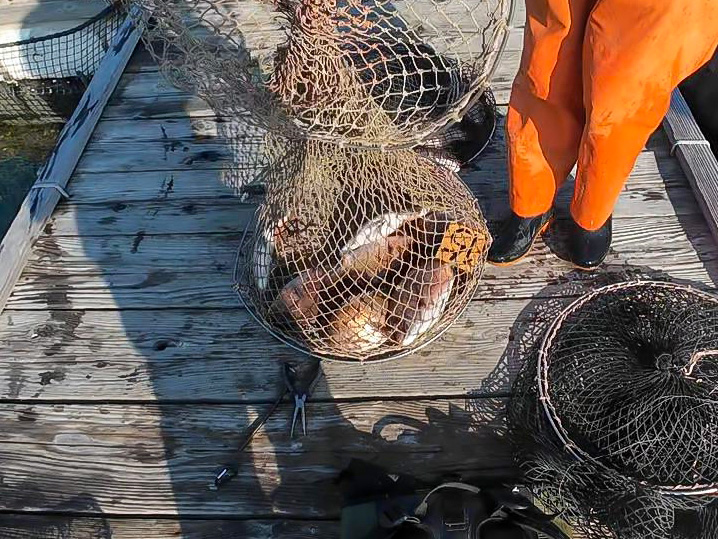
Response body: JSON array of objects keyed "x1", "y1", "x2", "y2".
[
  {"x1": 670, "y1": 139, "x2": 712, "y2": 156},
  {"x1": 30, "y1": 183, "x2": 71, "y2": 199}
]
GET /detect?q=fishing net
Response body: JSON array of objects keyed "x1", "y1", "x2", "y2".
[
  {"x1": 233, "y1": 137, "x2": 490, "y2": 361},
  {"x1": 132, "y1": 0, "x2": 500, "y2": 359},
  {"x1": 127, "y1": 0, "x2": 511, "y2": 149},
  {"x1": 0, "y1": 3, "x2": 124, "y2": 124},
  {"x1": 508, "y1": 281, "x2": 718, "y2": 538}
]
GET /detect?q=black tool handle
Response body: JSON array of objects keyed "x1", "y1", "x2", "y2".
[{"x1": 214, "y1": 387, "x2": 289, "y2": 488}]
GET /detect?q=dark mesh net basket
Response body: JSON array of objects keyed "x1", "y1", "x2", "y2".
[
  {"x1": 508, "y1": 281, "x2": 718, "y2": 538},
  {"x1": 127, "y1": 0, "x2": 512, "y2": 149},
  {"x1": 233, "y1": 138, "x2": 490, "y2": 362}
]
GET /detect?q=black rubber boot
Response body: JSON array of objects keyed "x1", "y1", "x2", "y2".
[
  {"x1": 487, "y1": 210, "x2": 553, "y2": 266},
  {"x1": 564, "y1": 214, "x2": 612, "y2": 270}
]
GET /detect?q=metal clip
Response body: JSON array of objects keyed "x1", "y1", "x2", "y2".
[
  {"x1": 31, "y1": 183, "x2": 70, "y2": 199},
  {"x1": 670, "y1": 139, "x2": 711, "y2": 156}
]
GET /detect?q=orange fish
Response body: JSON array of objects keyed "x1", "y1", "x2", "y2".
[
  {"x1": 270, "y1": 266, "x2": 335, "y2": 331},
  {"x1": 338, "y1": 234, "x2": 412, "y2": 280},
  {"x1": 319, "y1": 293, "x2": 389, "y2": 357},
  {"x1": 388, "y1": 259, "x2": 455, "y2": 346}
]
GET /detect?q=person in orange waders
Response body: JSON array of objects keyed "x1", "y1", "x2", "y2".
[{"x1": 487, "y1": 0, "x2": 718, "y2": 269}]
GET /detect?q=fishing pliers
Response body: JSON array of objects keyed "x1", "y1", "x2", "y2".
[{"x1": 283, "y1": 360, "x2": 322, "y2": 438}]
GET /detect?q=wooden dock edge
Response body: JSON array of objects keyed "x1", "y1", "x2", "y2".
[
  {"x1": 663, "y1": 89, "x2": 718, "y2": 246},
  {"x1": 0, "y1": 7, "x2": 142, "y2": 313}
]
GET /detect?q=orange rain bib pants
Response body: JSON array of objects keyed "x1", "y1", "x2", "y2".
[{"x1": 507, "y1": 0, "x2": 718, "y2": 231}]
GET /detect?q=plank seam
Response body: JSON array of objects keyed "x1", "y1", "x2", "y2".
[{"x1": 0, "y1": 393, "x2": 511, "y2": 406}]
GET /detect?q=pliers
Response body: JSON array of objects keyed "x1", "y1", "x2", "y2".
[
  {"x1": 283, "y1": 360, "x2": 322, "y2": 438},
  {"x1": 214, "y1": 360, "x2": 323, "y2": 488}
]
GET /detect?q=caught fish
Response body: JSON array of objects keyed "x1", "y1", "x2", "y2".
[
  {"x1": 269, "y1": 266, "x2": 335, "y2": 330},
  {"x1": 342, "y1": 211, "x2": 426, "y2": 253},
  {"x1": 437, "y1": 221, "x2": 488, "y2": 273},
  {"x1": 338, "y1": 234, "x2": 412, "y2": 280},
  {"x1": 404, "y1": 211, "x2": 450, "y2": 259},
  {"x1": 388, "y1": 259, "x2": 455, "y2": 346},
  {"x1": 253, "y1": 226, "x2": 275, "y2": 291},
  {"x1": 321, "y1": 294, "x2": 389, "y2": 357}
]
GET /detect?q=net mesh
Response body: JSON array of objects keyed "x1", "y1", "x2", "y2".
[
  {"x1": 128, "y1": 0, "x2": 510, "y2": 148},
  {"x1": 508, "y1": 281, "x2": 718, "y2": 538},
  {"x1": 0, "y1": 3, "x2": 123, "y2": 124},
  {"x1": 134, "y1": 0, "x2": 500, "y2": 359},
  {"x1": 234, "y1": 137, "x2": 490, "y2": 361}
]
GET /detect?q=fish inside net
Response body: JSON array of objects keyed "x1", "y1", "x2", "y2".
[
  {"x1": 129, "y1": 0, "x2": 499, "y2": 360},
  {"x1": 235, "y1": 137, "x2": 490, "y2": 361},
  {"x1": 126, "y1": 0, "x2": 510, "y2": 148},
  {"x1": 508, "y1": 281, "x2": 718, "y2": 538}
]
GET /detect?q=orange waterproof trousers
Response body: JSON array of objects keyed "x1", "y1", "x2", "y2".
[{"x1": 507, "y1": 0, "x2": 718, "y2": 230}]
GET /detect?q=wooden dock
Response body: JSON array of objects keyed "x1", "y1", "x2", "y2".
[{"x1": 1, "y1": 2, "x2": 718, "y2": 537}]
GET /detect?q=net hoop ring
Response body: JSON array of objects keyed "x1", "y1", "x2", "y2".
[
  {"x1": 232, "y1": 227, "x2": 483, "y2": 364},
  {"x1": 231, "y1": 168, "x2": 489, "y2": 364},
  {"x1": 536, "y1": 280, "x2": 718, "y2": 498}
]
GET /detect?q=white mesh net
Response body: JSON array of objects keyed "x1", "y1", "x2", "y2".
[
  {"x1": 128, "y1": 0, "x2": 502, "y2": 360},
  {"x1": 234, "y1": 138, "x2": 490, "y2": 361},
  {"x1": 127, "y1": 0, "x2": 511, "y2": 148}
]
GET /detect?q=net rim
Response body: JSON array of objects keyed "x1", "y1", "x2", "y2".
[
  {"x1": 163, "y1": 0, "x2": 514, "y2": 149},
  {"x1": 232, "y1": 214, "x2": 484, "y2": 364},
  {"x1": 300, "y1": 0, "x2": 517, "y2": 150},
  {"x1": 536, "y1": 279, "x2": 718, "y2": 497},
  {"x1": 0, "y1": 2, "x2": 119, "y2": 50},
  {"x1": 230, "y1": 160, "x2": 488, "y2": 363}
]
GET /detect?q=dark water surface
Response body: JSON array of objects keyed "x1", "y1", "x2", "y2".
[{"x1": 0, "y1": 123, "x2": 61, "y2": 239}]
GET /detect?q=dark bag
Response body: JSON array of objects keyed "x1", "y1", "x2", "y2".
[{"x1": 337, "y1": 460, "x2": 570, "y2": 539}]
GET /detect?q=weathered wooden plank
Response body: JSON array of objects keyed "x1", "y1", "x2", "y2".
[
  {"x1": 75, "y1": 118, "x2": 679, "y2": 176},
  {"x1": 61, "y1": 149, "x2": 687, "y2": 205},
  {"x1": 0, "y1": 301, "x2": 520, "y2": 401},
  {"x1": 23, "y1": 214, "x2": 716, "y2": 277},
  {"x1": 3, "y1": 259, "x2": 717, "y2": 403},
  {"x1": 39, "y1": 183, "x2": 705, "y2": 239},
  {"x1": 0, "y1": 400, "x2": 514, "y2": 516},
  {"x1": 7, "y1": 241, "x2": 716, "y2": 311},
  {"x1": 47, "y1": 197, "x2": 258, "y2": 236},
  {"x1": 0, "y1": 515, "x2": 336, "y2": 539},
  {"x1": 0, "y1": 9, "x2": 142, "y2": 314},
  {"x1": 87, "y1": 114, "x2": 672, "y2": 152},
  {"x1": 663, "y1": 89, "x2": 718, "y2": 246},
  {"x1": 74, "y1": 139, "x2": 238, "y2": 174}
]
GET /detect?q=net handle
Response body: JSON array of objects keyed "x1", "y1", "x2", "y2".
[{"x1": 536, "y1": 279, "x2": 718, "y2": 497}]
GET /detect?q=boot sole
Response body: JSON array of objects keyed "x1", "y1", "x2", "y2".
[
  {"x1": 569, "y1": 261, "x2": 601, "y2": 271},
  {"x1": 487, "y1": 218, "x2": 553, "y2": 268}
]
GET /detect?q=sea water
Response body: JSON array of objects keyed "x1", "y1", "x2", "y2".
[{"x1": 0, "y1": 123, "x2": 61, "y2": 240}]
